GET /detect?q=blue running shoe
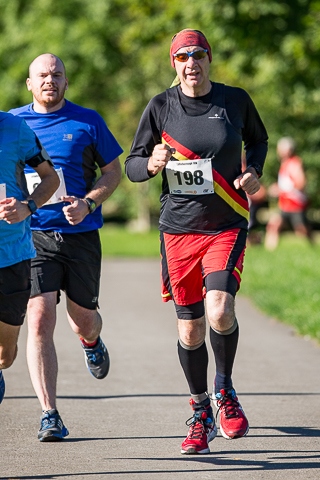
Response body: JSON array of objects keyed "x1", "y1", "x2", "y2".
[
  {"x1": 0, "y1": 370, "x2": 5, "y2": 404},
  {"x1": 82, "y1": 336, "x2": 110, "y2": 379},
  {"x1": 38, "y1": 409, "x2": 69, "y2": 442}
]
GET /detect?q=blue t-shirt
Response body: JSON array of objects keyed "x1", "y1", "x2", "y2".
[
  {"x1": 10, "y1": 100, "x2": 123, "y2": 233},
  {"x1": 0, "y1": 112, "x2": 43, "y2": 267}
]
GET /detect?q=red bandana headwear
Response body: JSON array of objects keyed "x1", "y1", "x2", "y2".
[{"x1": 170, "y1": 29, "x2": 212, "y2": 68}]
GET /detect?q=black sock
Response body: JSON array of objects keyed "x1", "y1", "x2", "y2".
[
  {"x1": 210, "y1": 323, "x2": 239, "y2": 394},
  {"x1": 177, "y1": 340, "x2": 208, "y2": 395}
]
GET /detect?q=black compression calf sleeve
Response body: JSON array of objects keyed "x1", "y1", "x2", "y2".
[
  {"x1": 210, "y1": 321, "x2": 239, "y2": 394},
  {"x1": 177, "y1": 340, "x2": 208, "y2": 395}
]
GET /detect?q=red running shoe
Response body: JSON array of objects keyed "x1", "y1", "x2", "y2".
[
  {"x1": 181, "y1": 399, "x2": 217, "y2": 454},
  {"x1": 214, "y1": 388, "x2": 249, "y2": 439}
]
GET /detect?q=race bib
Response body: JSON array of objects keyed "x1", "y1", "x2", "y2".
[
  {"x1": 166, "y1": 158, "x2": 214, "y2": 195},
  {"x1": 0, "y1": 183, "x2": 6, "y2": 201},
  {"x1": 25, "y1": 168, "x2": 67, "y2": 205}
]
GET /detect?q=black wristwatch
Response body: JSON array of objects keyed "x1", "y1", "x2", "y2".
[
  {"x1": 247, "y1": 163, "x2": 262, "y2": 178},
  {"x1": 26, "y1": 199, "x2": 38, "y2": 214},
  {"x1": 84, "y1": 197, "x2": 97, "y2": 213}
]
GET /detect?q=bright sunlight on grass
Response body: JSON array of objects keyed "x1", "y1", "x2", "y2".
[
  {"x1": 100, "y1": 224, "x2": 160, "y2": 257},
  {"x1": 241, "y1": 233, "x2": 320, "y2": 342}
]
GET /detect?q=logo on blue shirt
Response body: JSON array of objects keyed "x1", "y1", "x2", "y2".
[{"x1": 63, "y1": 134, "x2": 73, "y2": 141}]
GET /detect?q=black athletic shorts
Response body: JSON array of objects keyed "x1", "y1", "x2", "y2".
[
  {"x1": 280, "y1": 210, "x2": 308, "y2": 229},
  {"x1": 31, "y1": 230, "x2": 101, "y2": 310},
  {"x1": 0, "y1": 259, "x2": 31, "y2": 326}
]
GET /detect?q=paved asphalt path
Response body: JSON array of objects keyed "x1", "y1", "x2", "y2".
[{"x1": 1, "y1": 259, "x2": 320, "y2": 480}]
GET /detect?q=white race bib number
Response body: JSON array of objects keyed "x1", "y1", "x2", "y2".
[
  {"x1": 0, "y1": 183, "x2": 6, "y2": 201},
  {"x1": 165, "y1": 158, "x2": 214, "y2": 195},
  {"x1": 25, "y1": 168, "x2": 67, "y2": 205}
]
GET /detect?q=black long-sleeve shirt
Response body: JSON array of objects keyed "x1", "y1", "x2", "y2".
[{"x1": 125, "y1": 82, "x2": 268, "y2": 234}]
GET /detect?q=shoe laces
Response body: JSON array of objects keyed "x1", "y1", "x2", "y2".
[
  {"x1": 185, "y1": 402, "x2": 212, "y2": 439},
  {"x1": 86, "y1": 339, "x2": 105, "y2": 364},
  {"x1": 185, "y1": 414, "x2": 207, "y2": 439},
  {"x1": 86, "y1": 347, "x2": 104, "y2": 364},
  {"x1": 41, "y1": 412, "x2": 60, "y2": 429},
  {"x1": 215, "y1": 389, "x2": 240, "y2": 419}
]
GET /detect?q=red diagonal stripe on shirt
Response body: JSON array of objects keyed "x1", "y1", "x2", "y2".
[
  {"x1": 213, "y1": 169, "x2": 249, "y2": 210},
  {"x1": 162, "y1": 131, "x2": 201, "y2": 160},
  {"x1": 162, "y1": 131, "x2": 249, "y2": 218}
]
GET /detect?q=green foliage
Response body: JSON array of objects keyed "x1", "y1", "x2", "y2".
[{"x1": 1, "y1": 0, "x2": 320, "y2": 219}]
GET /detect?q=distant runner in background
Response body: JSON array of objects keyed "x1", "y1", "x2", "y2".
[{"x1": 265, "y1": 136, "x2": 312, "y2": 251}]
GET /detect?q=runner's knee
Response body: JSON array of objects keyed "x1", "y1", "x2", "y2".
[
  {"x1": 0, "y1": 345, "x2": 18, "y2": 369},
  {"x1": 206, "y1": 290, "x2": 235, "y2": 331},
  {"x1": 177, "y1": 317, "x2": 206, "y2": 347}
]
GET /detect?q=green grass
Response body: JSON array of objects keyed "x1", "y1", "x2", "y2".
[
  {"x1": 100, "y1": 224, "x2": 160, "y2": 257},
  {"x1": 241, "y1": 233, "x2": 320, "y2": 342},
  {"x1": 100, "y1": 225, "x2": 320, "y2": 342}
]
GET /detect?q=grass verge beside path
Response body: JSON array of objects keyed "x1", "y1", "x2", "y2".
[
  {"x1": 100, "y1": 224, "x2": 160, "y2": 257},
  {"x1": 100, "y1": 225, "x2": 320, "y2": 343},
  {"x1": 241, "y1": 233, "x2": 320, "y2": 343}
]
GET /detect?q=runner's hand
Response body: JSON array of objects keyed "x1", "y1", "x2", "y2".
[
  {"x1": 61, "y1": 195, "x2": 89, "y2": 225},
  {"x1": 148, "y1": 144, "x2": 176, "y2": 175},
  {"x1": 0, "y1": 198, "x2": 31, "y2": 224},
  {"x1": 234, "y1": 169, "x2": 260, "y2": 195}
]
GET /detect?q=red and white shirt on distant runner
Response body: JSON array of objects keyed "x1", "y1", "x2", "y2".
[{"x1": 278, "y1": 156, "x2": 308, "y2": 212}]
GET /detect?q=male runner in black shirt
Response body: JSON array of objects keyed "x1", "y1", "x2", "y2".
[{"x1": 125, "y1": 29, "x2": 268, "y2": 455}]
